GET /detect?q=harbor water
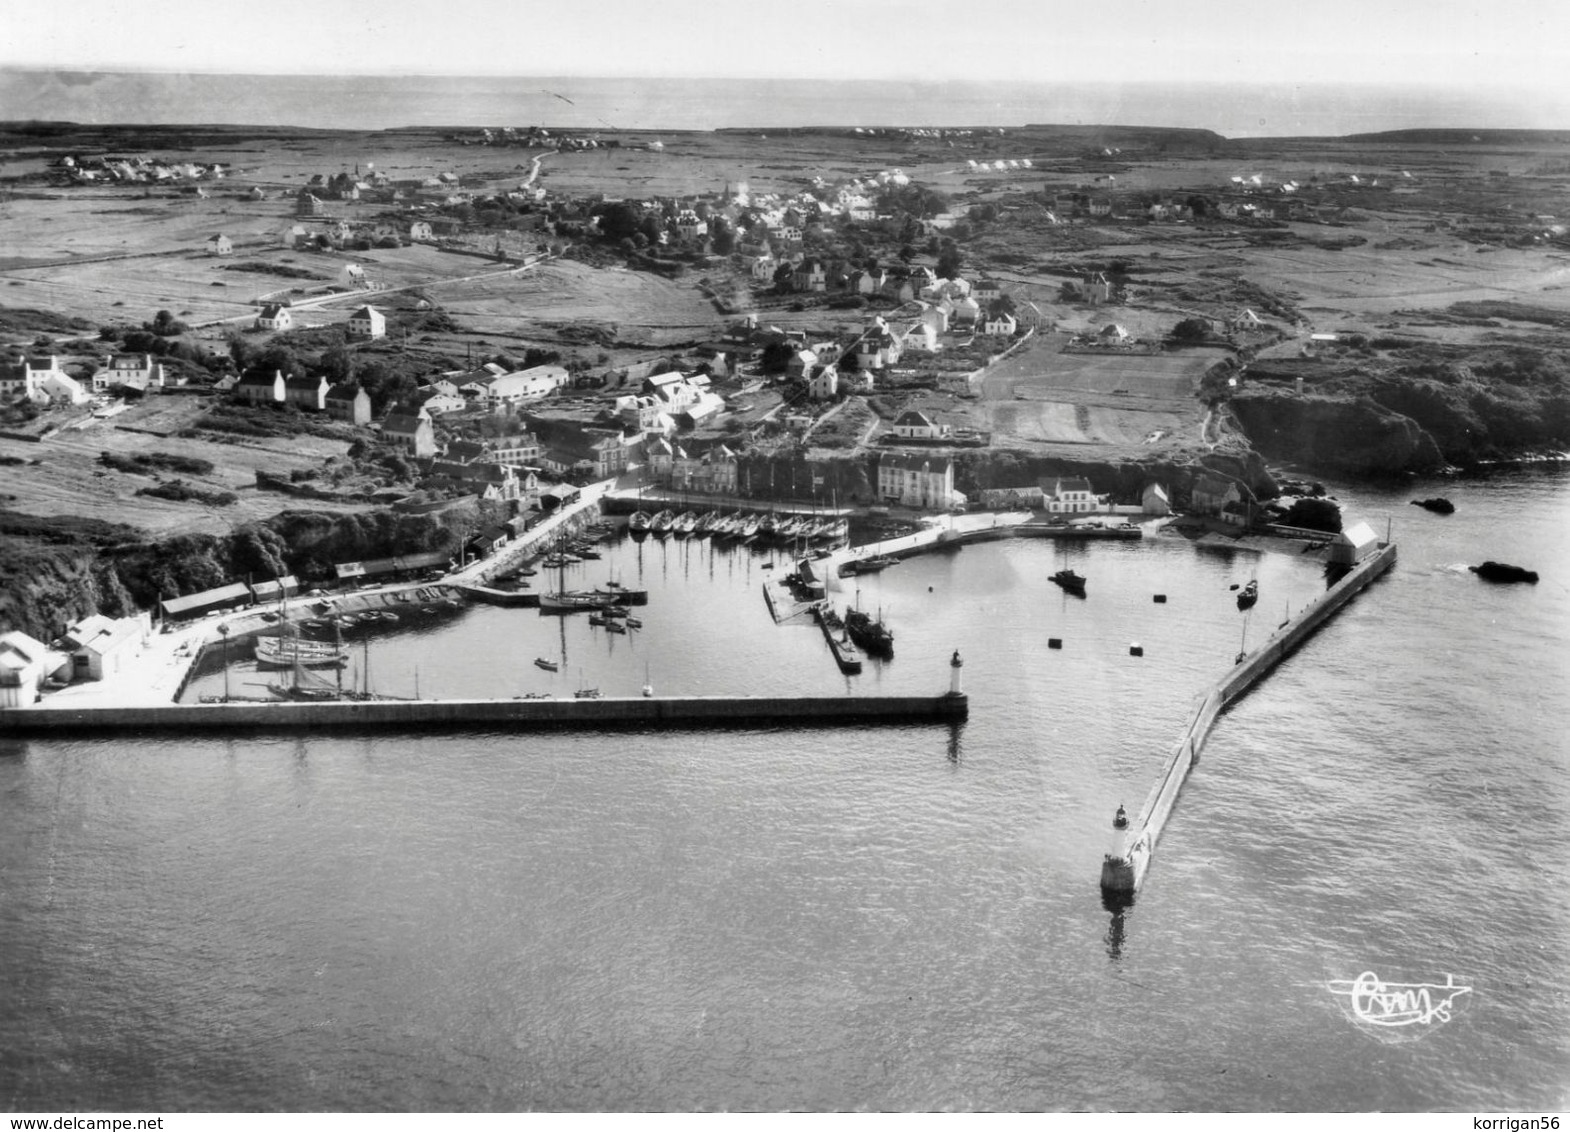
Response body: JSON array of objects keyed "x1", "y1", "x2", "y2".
[{"x1": 2, "y1": 468, "x2": 1567, "y2": 1111}]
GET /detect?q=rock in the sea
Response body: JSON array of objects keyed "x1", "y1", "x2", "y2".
[
  {"x1": 1410, "y1": 497, "x2": 1456, "y2": 514},
  {"x1": 1469, "y1": 561, "x2": 1539, "y2": 584}
]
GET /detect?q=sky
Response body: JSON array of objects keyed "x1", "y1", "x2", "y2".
[{"x1": 4, "y1": 0, "x2": 1566, "y2": 94}]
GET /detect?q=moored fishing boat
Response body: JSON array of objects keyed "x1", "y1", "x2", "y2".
[
  {"x1": 1050, "y1": 568, "x2": 1087, "y2": 597},
  {"x1": 539, "y1": 590, "x2": 613, "y2": 613},
  {"x1": 845, "y1": 606, "x2": 894, "y2": 658},
  {"x1": 840, "y1": 555, "x2": 899, "y2": 576},
  {"x1": 650, "y1": 509, "x2": 676, "y2": 536},
  {"x1": 533, "y1": 657, "x2": 559, "y2": 671},
  {"x1": 255, "y1": 634, "x2": 350, "y2": 669}
]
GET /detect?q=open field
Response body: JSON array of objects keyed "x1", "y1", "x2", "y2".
[
  {"x1": 0, "y1": 398, "x2": 361, "y2": 537},
  {"x1": 965, "y1": 334, "x2": 1218, "y2": 453},
  {"x1": 432, "y1": 260, "x2": 718, "y2": 344}
]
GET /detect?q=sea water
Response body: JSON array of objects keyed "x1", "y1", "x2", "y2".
[{"x1": 1, "y1": 468, "x2": 1566, "y2": 1111}]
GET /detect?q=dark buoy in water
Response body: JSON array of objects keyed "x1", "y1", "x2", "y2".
[
  {"x1": 1048, "y1": 638, "x2": 1062, "y2": 649},
  {"x1": 1113, "y1": 805, "x2": 1128, "y2": 830},
  {"x1": 1129, "y1": 643, "x2": 1143, "y2": 657},
  {"x1": 928, "y1": 586, "x2": 933, "y2": 592},
  {"x1": 1153, "y1": 594, "x2": 1167, "y2": 603}
]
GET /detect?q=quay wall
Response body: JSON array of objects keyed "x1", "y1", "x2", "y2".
[
  {"x1": 0, "y1": 692, "x2": 968, "y2": 736},
  {"x1": 1101, "y1": 541, "x2": 1398, "y2": 896}
]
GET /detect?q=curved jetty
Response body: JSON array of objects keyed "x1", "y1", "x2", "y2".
[{"x1": 1102, "y1": 540, "x2": 1397, "y2": 899}]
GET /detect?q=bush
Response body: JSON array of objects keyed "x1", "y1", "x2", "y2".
[
  {"x1": 135, "y1": 480, "x2": 238, "y2": 506},
  {"x1": 99, "y1": 451, "x2": 215, "y2": 476},
  {"x1": 1279, "y1": 497, "x2": 1342, "y2": 533}
]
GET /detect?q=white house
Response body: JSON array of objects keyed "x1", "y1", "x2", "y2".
[
  {"x1": 1190, "y1": 473, "x2": 1243, "y2": 517},
  {"x1": 348, "y1": 305, "x2": 386, "y2": 340},
  {"x1": 283, "y1": 374, "x2": 330, "y2": 412},
  {"x1": 234, "y1": 369, "x2": 286, "y2": 405},
  {"x1": 2, "y1": 355, "x2": 65, "y2": 402},
  {"x1": 645, "y1": 436, "x2": 680, "y2": 479},
  {"x1": 983, "y1": 311, "x2": 1018, "y2": 336},
  {"x1": 98, "y1": 353, "x2": 167, "y2": 393},
  {"x1": 949, "y1": 296, "x2": 981, "y2": 327},
  {"x1": 891, "y1": 409, "x2": 951, "y2": 440},
  {"x1": 58, "y1": 613, "x2": 147, "y2": 682},
  {"x1": 409, "y1": 220, "x2": 434, "y2": 242},
  {"x1": 381, "y1": 407, "x2": 437, "y2": 457},
  {"x1": 0, "y1": 630, "x2": 61, "y2": 708},
  {"x1": 37, "y1": 369, "x2": 88, "y2": 405},
  {"x1": 1044, "y1": 477, "x2": 1100, "y2": 514},
  {"x1": 1330, "y1": 521, "x2": 1380, "y2": 565},
  {"x1": 255, "y1": 303, "x2": 293, "y2": 331},
  {"x1": 1141, "y1": 482, "x2": 1171, "y2": 516},
  {"x1": 480, "y1": 434, "x2": 543, "y2": 468},
  {"x1": 877, "y1": 453, "x2": 961, "y2": 510},
  {"x1": 807, "y1": 363, "x2": 838, "y2": 401},
  {"x1": 206, "y1": 233, "x2": 233, "y2": 256}
]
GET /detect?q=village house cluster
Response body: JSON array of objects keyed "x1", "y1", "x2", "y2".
[{"x1": 47, "y1": 154, "x2": 227, "y2": 186}]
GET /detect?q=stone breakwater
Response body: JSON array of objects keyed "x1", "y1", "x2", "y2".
[
  {"x1": 0, "y1": 692, "x2": 969, "y2": 735},
  {"x1": 1101, "y1": 540, "x2": 1398, "y2": 898}
]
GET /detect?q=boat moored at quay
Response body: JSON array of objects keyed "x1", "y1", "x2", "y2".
[{"x1": 254, "y1": 635, "x2": 350, "y2": 669}]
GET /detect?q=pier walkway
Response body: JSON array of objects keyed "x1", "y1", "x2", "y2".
[
  {"x1": 0, "y1": 691, "x2": 967, "y2": 735},
  {"x1": 1100, "y1": 540, "x2": 1398, "y2": 898},
  {"x1": 814, "y1": 512, "x2": 1034, "y2": 587}
]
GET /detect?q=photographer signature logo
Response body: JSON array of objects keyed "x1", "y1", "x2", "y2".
[{"x1": 1327, "y1": 971, "x2": 1472, "y2": 1038}]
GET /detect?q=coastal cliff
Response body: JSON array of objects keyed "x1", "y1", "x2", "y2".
[
  {"x1": 1230, "y1": 347, "x2": 1570, "y2": 473},
  {"x1": 0, "y1": 506, "x2": 483, "y2": 643},
  {"x1": 1226, "y1": 389, "x2": 1446, "y2": 475}
]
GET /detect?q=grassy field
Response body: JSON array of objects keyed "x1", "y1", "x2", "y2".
[{"x1": 0, "y1": 398, "x2": 362, "y2": 537}]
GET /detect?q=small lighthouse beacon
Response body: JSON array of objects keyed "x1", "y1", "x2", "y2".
[{"x1": 949, "y1": 649, "x2": 964, "y2": 696}]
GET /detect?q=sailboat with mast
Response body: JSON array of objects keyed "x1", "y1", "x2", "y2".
[
  {"x1": 254, "y1": 581, "x2": 349, "y2": 668},
  {"x1": 540, "y1": 533, "x2": 614, "y2": 612}
]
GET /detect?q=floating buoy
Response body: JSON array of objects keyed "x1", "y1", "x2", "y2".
[
  {"x1": 1129, "y1": 643, "x2": 1143, "y2": 657},
  {"x1": 1048, "y1": 638, "x2": 1062, "y2": 649},
  {"x1": 1153, "y1": 594, "x2": 1167, "y2": 603}
]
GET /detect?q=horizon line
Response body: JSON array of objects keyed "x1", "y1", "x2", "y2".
[{"x1": 0, "y1": 65, "x2": 1545, "y2": 93}]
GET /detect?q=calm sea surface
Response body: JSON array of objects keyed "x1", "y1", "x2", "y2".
[
  {"x1": 2, "y1": 469, "x2": 1567, "y2": 1111},
  {"x1": 0, "y1": 72, "x2": 1558, "y2": 136}
]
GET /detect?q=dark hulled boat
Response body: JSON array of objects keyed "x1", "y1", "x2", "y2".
[
  {"x1": 1050, "y1": 569, "x2": 1086, "y2": 597},
  {"x1": 845, "y1": 607, "x2": 894, "y2": 658}
]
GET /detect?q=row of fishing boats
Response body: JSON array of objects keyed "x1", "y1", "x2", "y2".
[{"x1": 629, "y1": 508, "x2": 849, "y2": 544}]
